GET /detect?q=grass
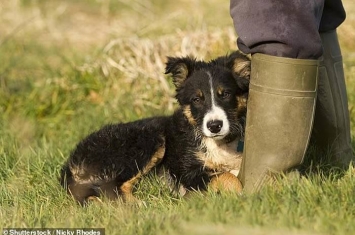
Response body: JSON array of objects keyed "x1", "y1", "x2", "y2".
[{"x1": 1, "y1": 0, "x2": 355, "y2": 234}]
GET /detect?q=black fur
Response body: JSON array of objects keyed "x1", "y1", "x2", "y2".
[{"x1": 60, "y1": 51, "x2": 250, "y2": 204}]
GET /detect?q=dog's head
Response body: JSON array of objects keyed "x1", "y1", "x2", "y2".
[{"x1": 165, "y1": 51, "x2": 250, "y2": 141}]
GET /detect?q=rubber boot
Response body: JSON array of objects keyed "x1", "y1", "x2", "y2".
[
  {"x1": 311, "y1": 30, "x2": 354, "y2": 167},
  {"x1": 239, "y1": 54, "x2": 319, "y2": 193}
]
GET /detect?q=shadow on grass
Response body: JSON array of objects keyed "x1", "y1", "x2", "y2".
[{"x1": 300, "y1": 138, "x2": 355, "y2": 180}]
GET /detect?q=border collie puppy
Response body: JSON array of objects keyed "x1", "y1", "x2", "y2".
[{"x1": 60, "y1": 51, "x2": 250, "y2": 205}]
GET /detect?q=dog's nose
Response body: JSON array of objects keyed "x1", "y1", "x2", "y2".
[{"x1": 207, "y1": 120, "x2": 223, "y2": 133}]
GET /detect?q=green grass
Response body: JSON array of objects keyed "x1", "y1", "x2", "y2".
[{"x1": 1, "y1": 0, "x2": 355, "y2": 234}]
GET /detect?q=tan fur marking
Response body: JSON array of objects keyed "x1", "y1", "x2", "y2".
[
  {"x1": 119, "y1": 140, "x2": 166, "y2": 202},
  {"x1": 217, "y1": 86, "x2": 223, "y2": 96},
  {"x1": 237, "y1": 96, "x2": 247, "y2": 113},
  {"x1": 141, "y1": 144, "x2": 165, "y2": 175},
  {"x1": 196, "y1": 89, "x2": 203, "y2": 98},
  {"x1": 120, "y1": 180, "x2": 137, "y2": 202},
  {"x1": 183, "y1": 105, "x2": 197, "y2": 125}
]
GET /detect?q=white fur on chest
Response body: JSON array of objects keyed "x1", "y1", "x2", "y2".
[{"x1": 199, "y1": 138, "x2": 242, "y2": 176}]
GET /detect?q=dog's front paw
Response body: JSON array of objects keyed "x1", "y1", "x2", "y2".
[{"x1": 209, "y1": 172, "x2": 243, "y2": 193}]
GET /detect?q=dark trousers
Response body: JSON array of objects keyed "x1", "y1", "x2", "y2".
[{"x1": 230, "y1": 0, "x2": 346, "y2": 59}]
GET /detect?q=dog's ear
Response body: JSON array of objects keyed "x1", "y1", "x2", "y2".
[
  {"x1": 214, "y1": 51, "x2": 251, "y2": 79},
  {"x1": 213, "y1": 51, "x2": 251, "y2": 93},
  {"x1": 165, "y1": 56, "x2": 196, "y2": 89},
  {"x1": 230, "y1": 52, "x2": 251, "y2": 81},
  {"x1": 233, "y1": 55, "x2": 250, "y2": 93}
]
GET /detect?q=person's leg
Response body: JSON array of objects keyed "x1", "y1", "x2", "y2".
[
  {"x1": 230, "y1": 0, "x2": 325, "y2": 59},
  {"x1": 312, "y1": 30, "x2": 354, "y2": 167},
  {"x1": 231, "y1": 0, "x2": 353, "y2": 192},
  {"x1": 230, "y1": 0, "x2": 323, "y2": 192}
]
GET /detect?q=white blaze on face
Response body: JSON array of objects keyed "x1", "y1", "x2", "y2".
[{"x1": 202, "y1": 72, "x2": 230, "y2": 139}]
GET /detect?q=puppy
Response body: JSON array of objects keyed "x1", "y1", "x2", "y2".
[{"x1": 60, "y1": 51, "x2": 250, "y2": 205}]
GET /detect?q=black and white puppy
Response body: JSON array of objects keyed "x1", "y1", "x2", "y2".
[{"x1": 60, "y1": 51, "x2": 250, "y2": 205}]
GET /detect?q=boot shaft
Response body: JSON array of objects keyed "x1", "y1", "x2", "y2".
[{"x1": 240, "y1": 53, "x2": 319, "y2": 192}]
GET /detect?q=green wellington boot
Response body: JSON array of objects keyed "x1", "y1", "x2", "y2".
[
  {"x1": 239, "y1": 53, "x2": 319, "y2": 193},
  {"x1": 311, "y1": 30, "x2": 354, "y2": 167}
]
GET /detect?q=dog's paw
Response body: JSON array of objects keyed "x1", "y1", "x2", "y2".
[{"x1": 209, "y1": 172, "x2": 243, "y2": 193}]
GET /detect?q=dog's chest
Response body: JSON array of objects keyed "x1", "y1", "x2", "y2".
[{"x1": 198, "y1": 138, "x2": 242, "y2": 176}]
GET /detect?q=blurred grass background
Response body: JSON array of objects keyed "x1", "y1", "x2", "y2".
[{"x1": 0, "y1": 0, "x2": 354, "y2": 234}]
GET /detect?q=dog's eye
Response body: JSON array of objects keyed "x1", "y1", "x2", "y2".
[
  {"x1": 221, "y1": 91, "x2": 231, "y2": 99},
  {"x1": 192, "y1": 97, "x2": 201, "y2": 104}
]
